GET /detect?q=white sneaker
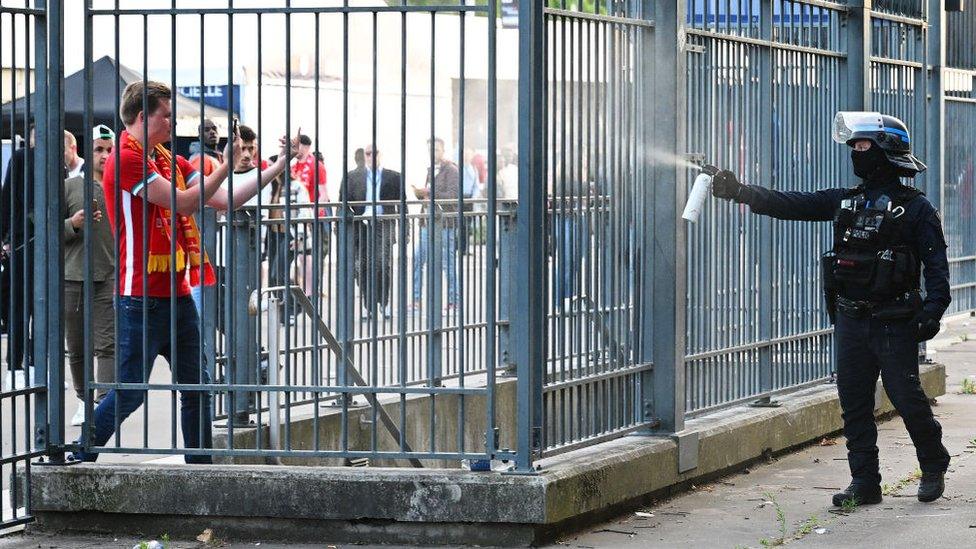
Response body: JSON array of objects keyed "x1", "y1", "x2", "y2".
[{"x1": 70, "y1": 403, "x2": 86, "y2": 426}]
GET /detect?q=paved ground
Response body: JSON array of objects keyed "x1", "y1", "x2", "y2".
[
  {"x1": 1, "y1": 316, "x2": 974, "y2": 548},
  {"x1": 558, "y1": 313, "x2": 976, "y2": 549}
]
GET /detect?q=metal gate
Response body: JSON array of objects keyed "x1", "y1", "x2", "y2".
[
  {"x1": 0, "y1": 0, "x2": 64, "y2": 532},
  {"x1": 70, "y1": 0, "x2": 507, "y2": 467}
]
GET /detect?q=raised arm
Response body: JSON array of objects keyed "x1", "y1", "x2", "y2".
[
  {"x1": 142, "y1": 160, "x2": 228, "y2": 215},
  {"x1": 207, "y1": 134, "x2": 299, "y2": 211},
  {"x1": 711, "y1": 169, "x2": 847, "y2": 222}
]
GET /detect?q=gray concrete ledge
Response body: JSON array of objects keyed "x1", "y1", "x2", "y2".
[{"x1": 30, "y1": 362, "x2": 945, "y2": 546}]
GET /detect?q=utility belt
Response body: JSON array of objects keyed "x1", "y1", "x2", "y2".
[{"x1": 833, "y1": 290, "x2": 921, "y2": 321}]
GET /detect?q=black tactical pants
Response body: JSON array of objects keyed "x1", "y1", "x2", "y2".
[{"x1": 835, "y1": 311, "x2": 950, "y2": 486}]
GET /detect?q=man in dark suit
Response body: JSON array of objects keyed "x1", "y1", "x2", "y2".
[
  {"x1": 0, "y1": 127, "x2": 35, "y2": 388},
  {"x1": 340, "y1": 145, "x2": 403, "y2": 319}
]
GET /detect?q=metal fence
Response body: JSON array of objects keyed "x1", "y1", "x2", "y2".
[
  {"x1": 538, "y1": 1, "x2": 653, "y2": 456},
  {"x1": 683, "y1": 0, "x2": 846, "y2": 415},
  {"x1": 65, "y1": 0, "x2": 509, "y2": 467},
  {"x1": 943, "y1": 6, "x2": 976, "y2": 314},
  {"x1": 206, "y1": 203, "x2": 507, "y2": 422},
  {"x1": 0, "y1": 2, "x2": 974, "y2": 529}
]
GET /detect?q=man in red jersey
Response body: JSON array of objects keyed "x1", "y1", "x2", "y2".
[
  {"x1": 71, "y1": 80, "x2": 287, "y2": 463},
  {"x1": 289, "y1": 134, "x2": 329, "y2": 298}
]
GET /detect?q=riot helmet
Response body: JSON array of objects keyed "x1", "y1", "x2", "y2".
[{"x1": 832, "y1": 111, "x2": 926, "y2": 178}]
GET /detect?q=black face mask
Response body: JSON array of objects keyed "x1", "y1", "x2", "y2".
[{"x1": 851, "y1": 146, "x2": 898, "y2": 187}]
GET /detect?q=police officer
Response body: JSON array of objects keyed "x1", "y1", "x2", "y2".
[{"x1": 710, "y1": 112, "x2": 950, "y2": 507}]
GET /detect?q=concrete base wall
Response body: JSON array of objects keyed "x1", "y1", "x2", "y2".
[
  {"x1": 213, "y1": 378, "x2": 519, "y2": 468},
  {"x1": 30, "y1": 363, "x2": 945, "y2": 546}
]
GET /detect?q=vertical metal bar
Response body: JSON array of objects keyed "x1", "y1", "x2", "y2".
[
  {"x1": 139, "y1": 11, "x2": 149, "y2": 451},
  {"x1": 229, "y1": 0, "x2": 252, "y2": 435},
  {"x1": 485, "y1": 0, "x2": 499, "y2": 462},
  {"x1": 268, "y1": 296, "x2": 281, "y2": 451},
  {"x1": 338, "y1": 0, "x2": 352, "y2": 453},
  {"x1": 426, "y1": 13, "x2": 444, "y2": 398},
  {"x1": 515, "y1": 0, "x2": 545, "y2": 472},
  {"x1": 110, "y1": 0, "x2": 121, "y2": 453},
  {"x1": 926, "y1": 0, "x2": 945, "y2": 211},
  {"x1": 82, "y1": 0, "x2": 95, "y2": 451},
  {"x1": 282, "y1": 0, "x2": 292, "y2": 450},
  {"x1": 312, "y1": 10, "x2": 321, "y2": 453},
  {"x1": 846, "y1": 0, "x2": 872, "y2": 110},
  {"x1": 37, "y1": 0, "x2": 65, "y2": 457},
  {"x1": 756, "y1": 0, "x2": 774, "y2": 403},
  {"x1": 456, "y1": 0, "x2": 466, "y2": 457},
  {"x1": 398, "y1": 0, "x2": 409, "y2": 453},
  {"x1": 254, "y1": 11, "x2": 264, "y2": 452},
  {"x1": 370, "y1": 9, "x2": 379, "y2": 453},
  {"x1": 648, "y1": 0, "x2": 687, "y2": 433},
  {"x1": 169, "y1": 0, "x2": 179, "y2": 450}
]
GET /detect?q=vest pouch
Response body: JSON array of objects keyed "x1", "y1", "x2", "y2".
[
  {"x1": 873, "y1": 290, "x2": 923, "y2": 320},
  {"x1": 891, "y1": 249, "x2": 916, "y2": 290},
  {"x1": 821, "y1": 252, "x2": 839, "y2": 291},
  {"x1": 870, "y1": 250, "x2": 897, "y2": 295},
  {"x1": 833, "y1": 250, "x2": 876, "y2": 287},
  {"x1": 874, "y1": 211, "x2": 897, "y2": 245}
]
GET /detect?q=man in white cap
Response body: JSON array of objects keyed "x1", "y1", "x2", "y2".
[
  {"x1": 91, "y1": 124, "x2": 115, "y2": 183},
  {"x1": 62, "y1": 124, "x2": 117, "y2": 426}
]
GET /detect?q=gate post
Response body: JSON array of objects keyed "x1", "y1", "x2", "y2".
[
  {"x1": 226, "y1": 211, "x2": 259, "y2": 426},
  {"x1": 514, "y1": 0, "x2": 546, "y2": 472},
  {"x1": 34, "y1": 0, "x2": 65, "y2": 459},
  {"x1": 646, "y1": 0, "x2": 687, "y2": 434},
  {"x1": 756, "y1": 0, "x2": 775, "y2": 405}
]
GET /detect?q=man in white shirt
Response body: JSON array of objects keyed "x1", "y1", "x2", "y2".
[{"x1": 64, "y1": 130, "x2": 85, "y2": 178}]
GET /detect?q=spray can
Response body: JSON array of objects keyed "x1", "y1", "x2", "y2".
[{"x1": 681, "y1": 164, "x2": 720, "y2": 223}]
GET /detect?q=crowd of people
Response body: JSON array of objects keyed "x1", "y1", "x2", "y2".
[{"x1": 0, "y1": 79, "x2": 519, "y2": 461}]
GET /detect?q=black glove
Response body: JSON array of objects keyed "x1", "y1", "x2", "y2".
[
  {"x1": 912, "y1": 311, "x2": 941, "y2": 342},
  {"x1": 711, "y1": 170, "x2": 743, "y2": 200}
]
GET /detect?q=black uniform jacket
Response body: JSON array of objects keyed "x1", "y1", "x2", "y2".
[{"x1": 736, "y1": 181, "x2": 950, "y2": 320}]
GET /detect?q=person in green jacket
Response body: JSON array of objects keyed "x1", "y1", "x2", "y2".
[{"x1": 63, "y1": 125, "x2": 117, "y2": 427}]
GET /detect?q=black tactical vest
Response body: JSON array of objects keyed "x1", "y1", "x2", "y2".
[{"x1": 822, "y1": 186, "x2": 921, "y2": 301}]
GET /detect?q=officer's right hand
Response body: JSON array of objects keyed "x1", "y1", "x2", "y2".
[
  {"x1": 711, "y1": 170, "x2": 743, "y2": 200},
  {"x1": 912, "y1": 311, "x2": 941, "y2": 342}
]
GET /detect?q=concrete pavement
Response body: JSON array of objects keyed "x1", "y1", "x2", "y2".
[{"x1": 558, "y1": 316, "x2": 976, "y2": 549}]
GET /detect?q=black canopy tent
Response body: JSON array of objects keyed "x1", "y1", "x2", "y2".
[{"x1": 1, "y1": 56, "x2": 226, "y2": 143}]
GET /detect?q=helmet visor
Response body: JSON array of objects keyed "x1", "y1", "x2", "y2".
[{"x1": 832, "y1": 111, "x2": 884, "y2": 144}]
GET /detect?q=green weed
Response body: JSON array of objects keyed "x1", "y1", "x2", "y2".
[
  {"x1": 758, "y1": 491, "x2": 788, "y2": 546},
  {"x1": 793, "y1": 515, "x2": 822, "y2": 538},
  {"x1": 960, "y1": 378, "x2": 976, "y2": 394}
]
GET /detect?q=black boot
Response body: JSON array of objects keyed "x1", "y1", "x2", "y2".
[
  {"x1": 832, "y1": 483, "x2": 882, "y2": 507},
  {"x1": 917, "y1": 472, "x2": 945, "y2": 502}
]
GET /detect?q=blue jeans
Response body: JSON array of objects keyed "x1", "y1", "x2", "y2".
[
  {"x1": 412, "y1": 225, "x2": 458, "y2": 305},
  {"x1": 190, "y1": 284, "x2": 203, "y2": 313},
  {"x1": 74, "y1": 295, "x2": 213, "y2": 464}
]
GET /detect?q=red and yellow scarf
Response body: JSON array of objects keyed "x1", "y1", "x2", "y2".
[{"x1": 124, "y1": 131, "x2": 215, "y2": 287}]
